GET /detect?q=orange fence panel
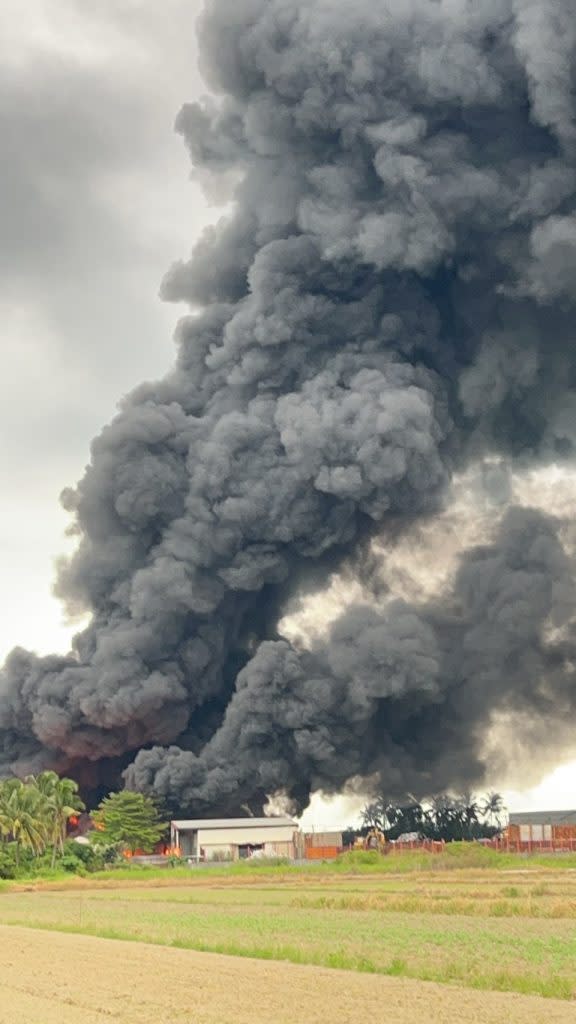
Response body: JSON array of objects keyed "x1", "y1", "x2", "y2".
[{"x1": 304, "y1": 846, "x2": 341, "y2": 860}]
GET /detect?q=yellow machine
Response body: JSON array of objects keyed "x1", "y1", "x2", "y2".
[
  {"x1": 353, "y1": 828, "x2": 388, "y2": 853},
  {"x1": 364, "y1": 828, "x2": 388, "y2": 853}
]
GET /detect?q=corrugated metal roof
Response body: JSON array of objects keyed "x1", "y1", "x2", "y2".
[
  {"x1": 509, "y1": 810, "x2": 576, "y2": 826},
  {"x1": 171, "y1": 817, "x2": 297, "y2": 830}
]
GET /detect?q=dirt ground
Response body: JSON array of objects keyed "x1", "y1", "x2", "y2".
[{"x1": 1, "y1": 926, "x2": 576, "y2": 1023}]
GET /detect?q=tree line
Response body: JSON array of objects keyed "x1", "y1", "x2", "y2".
[
  {"x1": 355, "y1": 792, "x2": 506, "y2": 843},
  {"x1": 0, "y1": 774, "x2": 166, "y2": 878},
  {"x1": 0, "y1": 771, "x2": 507, "y2": 879}
]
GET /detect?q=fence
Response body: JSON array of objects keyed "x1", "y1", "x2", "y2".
[
  {"x1": 491, "y1": 837, "x2": 576, "y2": 854},
  {"x1": 344, "y1": 837, "x2": 576, "y2": 855},
  {"x1": 305, "y1": 845, "x2": 341, "y2": 860},
  {"x1": 342, "y1": 840, "x2": 446, "y2": 854},
  {"x1": 387, "y1": 840, "x2": 445, "y2": 854}
]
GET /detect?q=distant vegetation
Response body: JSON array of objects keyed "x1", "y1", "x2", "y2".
[
  {"x1": 352, "y1": 791, "x2": 505, "y2": 843},
  {"x1": 0, "y1": 777, "x2": 510, "y2": 883}
]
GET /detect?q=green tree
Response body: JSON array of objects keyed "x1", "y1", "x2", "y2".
[
  {"x1": 359, "y1": 791, "x2": 502, "y2": 844},
  {"x1": 91, "y1": 791, "x2": 167, "y2": 853},
  {"x1": 0, "y1": 778, "x2": 47, "y2": 866},
  {"x1": 361, "y1": 800, "x2": 385, "y2": 830},
  {"x1": 482, "y1": 791, "x2": 505, "y2": 830},
  {"x1": 458, "y1": 792, "x2": 481, "y2": 840},
  {"x1": 29, "y1": 771, "x2": 85, "y2": 867}
]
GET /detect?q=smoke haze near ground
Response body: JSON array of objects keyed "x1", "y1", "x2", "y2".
[{"x1": 2, "y1": 0, "x2": 576, "y2": 812}]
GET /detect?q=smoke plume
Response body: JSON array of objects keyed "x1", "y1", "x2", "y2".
[{"x1": 2, "y1": 0, "x2": 576, "y2": 812}]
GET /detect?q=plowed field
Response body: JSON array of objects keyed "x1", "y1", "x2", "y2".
[{"x1": 1, "y1": 925, "x2": 575, "y2": 1024}]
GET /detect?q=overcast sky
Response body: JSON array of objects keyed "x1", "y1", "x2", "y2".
[
  {"x1": 1, "y1": 0, "x2": 574, "y2": 824},
  {"x1": 0, "y1": 0, "x2": 211, "y2": 655}
]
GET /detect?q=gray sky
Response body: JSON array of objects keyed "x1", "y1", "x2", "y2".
[
  {"x1": 0, "y1": 0, "x2": 213, "y2": 657},
  {"x1": 1, "y1": 0, "x2": 574, "y2": 822}
]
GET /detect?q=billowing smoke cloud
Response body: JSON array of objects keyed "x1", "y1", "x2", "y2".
[
  {"x1": 2, "y1": 0, "x2": 576, "y2": 811},
  {"x1": 126, "y1": 506, "x2": 576, "y2": 809}
]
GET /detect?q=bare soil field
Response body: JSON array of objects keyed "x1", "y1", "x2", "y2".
[{"x1": 1, "y1": 925, "x2": 576, "y2": 1024}]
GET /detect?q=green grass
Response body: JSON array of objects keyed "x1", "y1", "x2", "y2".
[
  {"x1": 5, "y1": 842, "x2": 576, "y2": 889},
  {"x1": 2, "y1": 866, "x2": 576, "y2": 1001}
]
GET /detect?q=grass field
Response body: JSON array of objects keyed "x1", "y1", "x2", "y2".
[{"x1": 2, "y1": 849, "x2": 576, "y2": 1001}]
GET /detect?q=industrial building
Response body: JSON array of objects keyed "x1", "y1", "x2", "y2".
[
  {"x1": 169, "y1": 817, "x2": 345, "y2": 861},
  {"x1": 507, "y1": 810, "x2": 576, "y2": 844},
  {"x1": 170, "y1": 816, "x2": 299, "y2": 861}
]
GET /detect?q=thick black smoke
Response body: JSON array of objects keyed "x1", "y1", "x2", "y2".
[
  {"x1": 2, "y1": 0, "x2": 576, "y2": 811},
  {"x1": 126, "y1": 507, "x2": 576, "y2": 809}
]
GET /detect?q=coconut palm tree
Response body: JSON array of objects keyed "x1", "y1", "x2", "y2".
[
  {"x1": 361, "y1": 797, "x2": 395, "y2": 832},
  {"x1": 427, "y1": 795, "x2": 464, "y2": 840},
  {"x1": 361, "y1": 800, "x2": 383, "y2": 830},
  {"x1": 482, "y1": 791, "x2": 505, "y2": 831},
  {"x1": 29, "y1": 771, "x2": 85, "y2": 867},
  {"x1": 0, "y1": 779, "x2": 48, "y2": 866},
  {"x1": 459, "y1": 792, "x2": 480, "y2": 839}
]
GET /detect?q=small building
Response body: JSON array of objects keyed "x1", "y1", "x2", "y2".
[
  {"x1": 507, "y1": 810, "x2": 576, "y2": 844},
  {"x1": 170, "y1": 816, "x2": 298, "y2": 861}
]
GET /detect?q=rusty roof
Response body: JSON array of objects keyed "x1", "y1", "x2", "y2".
[{"x1": 509, "y1": 810, "x2": 576, "y2": 826}]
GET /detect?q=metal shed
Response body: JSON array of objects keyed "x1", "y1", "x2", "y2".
[{"x1": 170, "y1": 816, "x2": 298, "y2": 861}]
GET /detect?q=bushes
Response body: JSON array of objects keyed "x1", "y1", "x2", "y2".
[
  {"x1": 333, "y1": 842, "x2": 559, "y2": 874},
  {"x1": 59, "y1": 840, "x2": 122, "y2": 874},
  {"x1": 0, "y1": 839, "x2": 124, "y2": 880},
  {"x1": 0, "y1": 845, "x2": 19, "y2": 879}
]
